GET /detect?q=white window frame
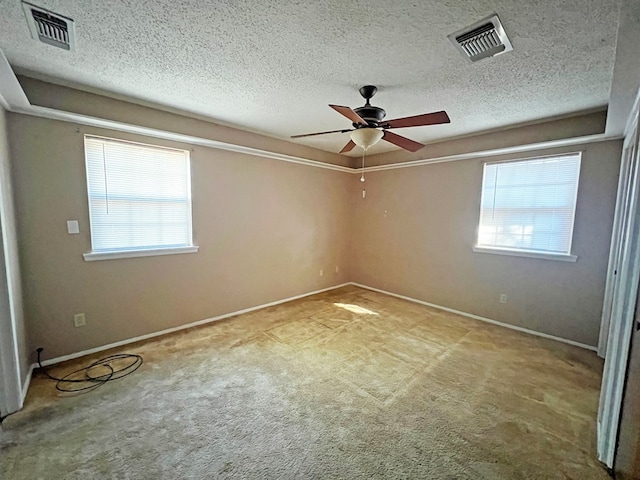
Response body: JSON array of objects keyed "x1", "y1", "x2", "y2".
[
  {"x1": 472, "y1": 152, "x2": 581, "y2": 262},
  {"x1": 82, "y1": 135, "x2": 198, "y2": 261}
]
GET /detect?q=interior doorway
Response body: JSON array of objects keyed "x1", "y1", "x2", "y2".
[{"x1": 597, "y1": 91, "x2": 640, "y2": 468}]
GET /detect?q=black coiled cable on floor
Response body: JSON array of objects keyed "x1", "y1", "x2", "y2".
[{"x1": 36, "y1": 348, "x2": 143, "y2": 393}]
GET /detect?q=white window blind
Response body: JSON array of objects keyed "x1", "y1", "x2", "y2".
[
  {"x1": 477, "y1": 153, "x2": 581, "y2": 255},
  {"x1": 84, "y1": 136, "x2": 193, "y2": 253}
]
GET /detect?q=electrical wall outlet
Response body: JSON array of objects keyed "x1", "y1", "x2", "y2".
[
  {"x1": 499, "y1": 294, "x2": 507, "y2": 304},
  {"x1": 319, "y1": 269, "x2": 324, "y2": 277},
  {"x1": 335, "y1": 266, "x2": 339, "y2": 273},
  {"x1": 73, "y1": 313, "x2": 86, "y2": 327}
]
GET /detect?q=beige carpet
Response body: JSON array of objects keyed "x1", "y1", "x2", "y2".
[{"x1": 0, "y1": 286, "x2": 608, "y2": 479}]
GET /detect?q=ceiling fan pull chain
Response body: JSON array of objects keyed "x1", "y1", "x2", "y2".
[{"x1": 361, "y1": 150, "x2": 366, "y2": 183}]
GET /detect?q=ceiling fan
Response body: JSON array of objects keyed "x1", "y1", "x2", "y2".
[{"x1": 291, "y1": 85, "x2": 450, "y2": 154}]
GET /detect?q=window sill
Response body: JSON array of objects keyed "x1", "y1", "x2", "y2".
[
  {"x1": 472, "y1": 246, "x2": 578, "y2": 262},
  {"x1": 83, "y1": 246, "x2": 199, "y2": 262}
]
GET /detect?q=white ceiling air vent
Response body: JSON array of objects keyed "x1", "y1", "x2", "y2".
[
  {"x1": 21, "y1": 1, "x2": 75, "y2": 51},
  {"x1": 448, "y1": 14, "x2": 512, "y2": 62}
]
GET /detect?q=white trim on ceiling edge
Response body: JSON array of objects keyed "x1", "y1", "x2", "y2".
[
  {"x1": 0, "y1": 50, "x2": 29, "y2": 110},
  {"x1": 351, "y1": 282, "x2": 598, "y2": 352},
  {"x1": 33, "y1": 280, "x2": 595, "y2": 371},
  {"x1": 14, "y1": 105, "x2": 618, "y2": 175},
  {"x1": 363, "y1": 134, "x2": 619, "y2": 172},
  {"x1": 0, "y1": 49, "x2": 620, "y2": 175},
  {"x1": 14, "y1": 105, "x2": 354, "y2": 174}
]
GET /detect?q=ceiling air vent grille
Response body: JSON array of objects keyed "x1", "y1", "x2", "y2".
[
  {"x1": 21, "y1": 1, "x2": 75, "y2": 51},
  {"x1": 448, "y1": 14, "x2": 512, "y2": 62}
]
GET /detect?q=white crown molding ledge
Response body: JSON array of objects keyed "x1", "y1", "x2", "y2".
[
  {"x1": 361, "y1": 133, "x2": 618, "y2": 173},
  {"x1": 0, "y1": 48, "x2": 622, "y2": 175},
  {"x1": 0, "y1": 50, "x2": 29, "y2": 110},
  {"x1": 13, "y1": 104, "x2": 354, "y2": 173},
  {"x1": 0, "y1": 48, "x2": 352, "y2": 174}
]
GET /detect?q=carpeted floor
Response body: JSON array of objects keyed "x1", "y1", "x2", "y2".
[{"x1": 0, "y1": 286, "x2": 608, "y2": 479}]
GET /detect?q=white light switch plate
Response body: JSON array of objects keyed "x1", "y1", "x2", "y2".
[{"x1": 67, "y1": 220, "x2": 79, "y2": 234}]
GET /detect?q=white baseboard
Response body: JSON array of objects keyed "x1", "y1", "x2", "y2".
[
  {"x1": 350, "y1": 282, "x2": 598, "y2": 352},
  {"x1": 20, "y1": 363, "x2": 34, "y2": 407},
  {"x1": 38, "y1": 283, "x2": 352, "y2": 367},
  {"x1": 35, "y1": 280, "x2": 596, "y2": 371}
]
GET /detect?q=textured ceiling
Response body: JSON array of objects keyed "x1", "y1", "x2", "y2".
[{"x1": 0, "y1": 0, "x2": 621, "y2": 156}]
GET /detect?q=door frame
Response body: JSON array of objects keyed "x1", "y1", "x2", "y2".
[
  {"x1": 599, "y1": 132, "x2": 637, "y2": 357},
  {"x1": 597, "y1": 89, "x2": 640, "y2": 468},
  {"x1": 0, "y1": 183, "x2": 22, "y2": 418},
  {"x1": 0, "y1": 82, "x2": 22, "y2": 418}
]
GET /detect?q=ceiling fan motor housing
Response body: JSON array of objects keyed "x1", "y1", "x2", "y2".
[
  {"x1": 355, "y1": 85, "x2": 386, "y2": 126},
  {"x1": 354, "y1": 105, "x2": 386, "y2": 126}
]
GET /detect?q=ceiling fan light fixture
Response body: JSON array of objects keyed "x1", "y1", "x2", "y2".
[{"x1": 350, "y1": 128, "x2": 383, "y2": 150}]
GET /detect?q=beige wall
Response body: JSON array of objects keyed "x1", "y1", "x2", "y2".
[
  {"x1": 0, "y1": 106, "x2": 29, "y2": 392},
  {"x1": 5, "y1": 77, "x2": 623, "y2": 358},
  {"x1": 351, "y1": 140, "x2": 622, "y2": 347},
  {"x1": 9, "y1": 114, "x2": 351, "y2": 359}
]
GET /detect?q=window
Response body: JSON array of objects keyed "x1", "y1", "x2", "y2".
[
  {"x1": 474, "y1": 153, "x2": 581, "y2": 261},
  {"x1": 83, "y1": 136, "x2": 197, "y2": 261}
]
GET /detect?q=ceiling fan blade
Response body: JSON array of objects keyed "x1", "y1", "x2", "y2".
[
  {"x1": 339, "y1": 140, "x2": 356, "y2": 154},
  {"x1": 382, "y1": 131, "x2": 425, "y2": 152},
  {"x1": 329, "y1": 104, "x2": 369, "y2": 125},
  {"x1": 291, "y1": 128, "x2": 352, "y2": 139},
  {"x1": 384, "y1": 111, "x2": 450, "y2": 129}
]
